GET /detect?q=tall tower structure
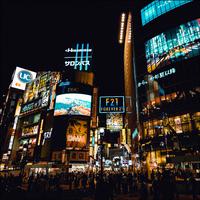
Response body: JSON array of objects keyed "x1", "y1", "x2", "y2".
[{"x1": 119, "y1": 12, "x2": 139, "y2": 151}]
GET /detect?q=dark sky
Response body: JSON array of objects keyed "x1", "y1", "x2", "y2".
[{"x1": 0, "y1": 0, "x2": 133, "y2": 97}]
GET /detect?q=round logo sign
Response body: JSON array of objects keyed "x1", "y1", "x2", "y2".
[{"x1": 17, "y1": 70, "x2": 33, "y2": 83}]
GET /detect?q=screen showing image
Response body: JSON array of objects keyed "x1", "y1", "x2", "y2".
[
  {"x1": 145, "y1": 18, "x2": 200, "y2": 73},
  {"x1": 141, "y1": 0, "x2": 192, "y2": 26},
  {"x1": 66, "y1": 118, "x2": 88, "y2": 149},
  {"x1": 106, "y1": 113, "x2": 123, "y2": 131},
  {"x1": 54, "y1": 93, "x2": 92, "y2": 116}
]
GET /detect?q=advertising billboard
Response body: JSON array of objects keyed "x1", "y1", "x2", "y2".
[
  {"x1": 99, "y1": 96, "x2": 125, "y2": 113},
  {"x1": 10, "y1": 67, "x2": 37, "y2": 90},
  {"x1": 145, "y1": 18, "x2": 200, "y2": 73},
  {"x1": 66, "y1": 118, "x2": 88, "y2": 149},
  {"x1": 141, "y1": 0, "x2": 192, "y2": 26},
  {"x1": 21, "y1": 125, "x2": 39, "y2": 136},
  {"x1": 21, "y1": 72, "x2": 60, "y2": 114},
  {"x1": 106, "y1": 113, "x2": 123, "y2": 131},
  {"x1": 64, "y1": 43, "x2": 93, "y2": 71},
  {"x1": 54, "y1": 93, "x2": 91, "y2": 116}
]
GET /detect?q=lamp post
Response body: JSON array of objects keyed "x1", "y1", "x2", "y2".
[{"x1": 99, "y1": 127, "x2": 104, "y2": 179}]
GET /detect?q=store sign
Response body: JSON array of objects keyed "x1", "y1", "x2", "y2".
[
  {"x1": 138, "y1": 67, "x2": 176, "y2": 87},
  {"x1": 43, "y1": 128, "x2": 53, "y2": 139},
  {"x1": 10, "y1": 67, "x2": 37, "y2": 90},
  {"x1": 21, "y1": 125, "x2": 38, "y2": 136},
  {"x1": 64, "y1": 43, "x2": 92, "y2": 71},
  {"x1": 18, "y1": 70, "x2": 33, "y2": 83},
  {"x1": 21, "y1": 99, "x2": 42, "y2": 113},
  {"x1": 65, "y1": 61, "x2": 90, "y2": 67},
  {"x1": 99, "y1": 96, "x2": 125, "y2": 113}
]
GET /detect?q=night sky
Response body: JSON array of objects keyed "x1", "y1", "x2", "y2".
[{"x1": 0, "y1": 0, "x2": 133, "y2": 97}]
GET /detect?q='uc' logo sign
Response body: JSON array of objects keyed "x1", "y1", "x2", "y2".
[{"x1": 18, "y1": 70, "x2": 33, "y2": 83}]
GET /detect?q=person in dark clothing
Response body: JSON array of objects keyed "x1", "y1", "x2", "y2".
[
  {"x1": 190, "y1": 175, "x2": 197, "y2": 200},
  {"x1": 140, "y1": 181, "x2": 148, "y2": 200},
  {"x1": 160, "y1": 170, "x2": 174, "y2": 200},
  {"x1": 28, "y1": 174, "x2": 34, "y2": 191},
  {"x1": 81, "y1": 174, "x2": 87, "y2": 192},
  {"x1": 152, "y1": 177, "x2": 160, "y2": 200},
  {"x1": 95, "y1": 178, "x2": 107, "y2": 200},
  {"x1": 127, "y1": 173, "x2": 133, "y2": 193},
  {"x1": 107, "y1": 175, "x2": 114, "y2": 200}
]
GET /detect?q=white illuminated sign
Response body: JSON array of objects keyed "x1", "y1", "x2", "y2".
[
  {"x1": 64, "y1": 43, "x2": 92, "y2": 71},
  {"x1": 8, "y1": 136, "x2": 14, "y2": 150},
  {"x1": 10, "y1": 67, "x2": 37, "y2": 90},
  {"x1": 65, "y1": 60, "x2": 90, "y2": 67},
  {"x1": 65, "y1": 48, "x2": 92, "y2": 53},
  {"x1": 138, "y1": 67, "x2": 176, "y2": 87}
]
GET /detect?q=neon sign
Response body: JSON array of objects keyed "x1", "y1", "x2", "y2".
[
  {"x1": 99, "y1": 96, "x2": 125, "y2": 113},
  {"x1": 138, "y1": 67, "x2": 176, "y2": 87},
  {"x1": 64, "y1": 43, "x2": 92, "y2": 71}
]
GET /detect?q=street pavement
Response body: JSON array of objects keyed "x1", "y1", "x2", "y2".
[{"x1": 82, "y1": 193, "x2": 200, "y2": 200}]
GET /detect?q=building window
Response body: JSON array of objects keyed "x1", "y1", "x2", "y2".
[
  {"x1": 145, "y1": 18, "x2": 200, "y2": 73},
  {"x1": 193, "y1": 112, "x2": 200, "y2": 130},
  {"x1": 141, "y1": 0, "x2": 193, "y2": 26},
  {"x1": 143, "y1": 113, "x2": 194, "y2": 138}
]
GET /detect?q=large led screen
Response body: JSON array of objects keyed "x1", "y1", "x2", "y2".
[
  {"x1": 106, "y1": 113, "x2": 123, "y2": 131},
  {"x1": 141, "y1": 0, "x2": 192, "y2": 26},
  {"x1": 66, "y1": 118, "x2": 88, "y2": 149},
  {"x1": 145, "y1": 18, "x2": 200, "y2": 73},
  {"x1": 54, "y1": 93, "x2": 92, "y2": 116}
]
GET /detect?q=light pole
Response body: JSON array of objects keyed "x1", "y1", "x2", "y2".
[{"x1": 99, "y1": 127, "x2": 104, "y2": 179}]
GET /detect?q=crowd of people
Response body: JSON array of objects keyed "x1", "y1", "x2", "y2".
[{"x1": 0, "y1": 168, "x2": 199, "y2": 200}]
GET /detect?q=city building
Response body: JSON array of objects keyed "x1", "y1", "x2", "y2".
[
  {"x1": 133, "y1": 0, "x2": 200, "y2": 173},
  {"x1": 0, "y1": 43, "x2": 97, "y2": 173},
  {"x1": 0, "y1": 67, "x2": 37, "y2": 169}
]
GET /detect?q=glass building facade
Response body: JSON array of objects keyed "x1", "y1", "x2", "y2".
[
  {"x1": 137, "y1": 0, "x2": 200, "y2": 173},
  {"x1": 141, "y1": 0, "x2": 193, "y2": 26},
  {"x1": 145, "y1": 18, "x2": 200, "y2": 73}
]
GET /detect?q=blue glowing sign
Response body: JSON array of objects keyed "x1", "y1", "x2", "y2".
[
  {"x1": 18, "y1": 70, "x2": 33, "y2": 83},
  {"x1": 64, "y1": 43, "x2": 92, "y2": 71},
  {"x1": 99, "y1": 96, "x2": 125, "y2": 113},
  {"x1": 141, "y1": 0, "x2": 193, "y2": 26},
  {"x1": 145, "y1": 18, "x2": 200, "y2": 73},
  {"x1": 132, "y1": 128, "x2": 138, "y2": 140}
]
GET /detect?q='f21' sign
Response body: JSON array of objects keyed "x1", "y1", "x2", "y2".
[{"x1": 99, "y1": 96, "x2": 125, "y2": 113}]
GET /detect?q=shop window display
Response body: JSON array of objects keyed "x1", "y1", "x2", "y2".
[{"x1": 143, "y1": 113, "x2": 196, "y2": 137}]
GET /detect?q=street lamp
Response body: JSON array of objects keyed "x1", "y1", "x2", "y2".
[{"x1": 99, "y1": 128, "x2": 105, "y2": 179}]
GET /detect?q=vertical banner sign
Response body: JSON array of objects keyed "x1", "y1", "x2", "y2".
[
  {"x1": 120, "y1": 129, "x2": 126, "y2": 144},
  {"x1": 91, "y1": 88, "x2": 98, "y2": 128},
  {"x1": 64, "y1": 43, "x2": 93, "y2": 71}
]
